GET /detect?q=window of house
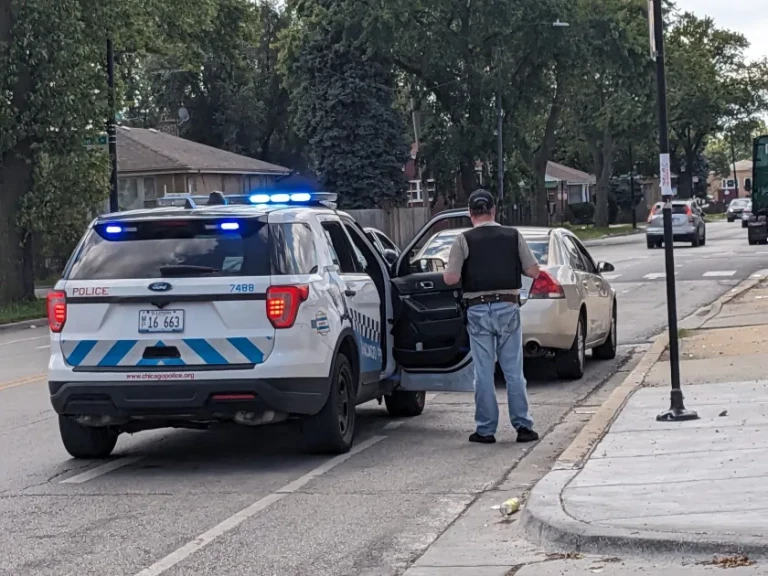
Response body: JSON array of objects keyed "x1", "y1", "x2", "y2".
[
  {"x1": 745, "y1": 178, "x2": 753, "y2": 191},
  {"x1": 118, "y1": 178, "x2": 140, "y2": 210},
  {"x1": 143, "y1": 177, "x2": 156, "y2": 200},
  {"x1": 425, "y1": 179, "x2": 436, "y2": 202},
  {"x1": 567, "y1": 184, "x2": 585, "y2": 205},
  {"x1": 722, "y1": 179, "x2": 737, "y2": 189},
  {"x1": 408, "y1": 180, "x2": 423, "y2": 204}
]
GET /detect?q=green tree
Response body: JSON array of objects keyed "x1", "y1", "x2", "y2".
[
  {"x1": 666, "y1": 12, "x2": 768, "y2": 197},
  {"x1": 556, "y1": 0, "x2": 654, "y2": 227},
  {"x1": 280, "y1": 0, "x2": 407, "y2": 208}
]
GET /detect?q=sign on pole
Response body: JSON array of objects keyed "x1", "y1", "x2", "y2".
[
  {"x1": 648, "y1": 0, "x2": 656, "y2": 61},
  {"x1": 84, "y1": 134, "x2": 108, "y2": 150},
  {"x1": 660, "y1": 153, "x2": 673, "y2": 196}
]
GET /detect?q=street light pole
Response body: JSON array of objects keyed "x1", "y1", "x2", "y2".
[
  {"x1": 497, "y1": 64, "x2": 505, "y2": 224},
  {"x1": 652, "y1": 0, "x2": 698, "y2": 422},
  {"x1": 107, "y1": 38, "x2": 119, "y2": 213},
  {"x1": 629, "y1": 143, "x2": 637, "y2": 230}
]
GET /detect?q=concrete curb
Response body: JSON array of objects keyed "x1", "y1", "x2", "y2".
[
  {"x1": 0, "y1": 318, "x2": 47, "y2": 333},
  {"x1": 522, "y1": 273, "x2": 768, "y2": 558}
]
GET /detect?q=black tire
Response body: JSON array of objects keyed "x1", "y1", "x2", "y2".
[
  {"x1": 646, "y1": 238, "x2": 659, "y2": 249},
  {"x1": 592, "y1": 302, "x2": 617, "y2": 360},
  {"x1": 727, "y1": 217, "x2": 734, "y2": 223},
  {"x1": 742, "y1": 221, "x2": 748, "y2": 228},
  {"x1": 303, "y1": 354, "x2": 356, "y2": 454},
  {"x1": 385, "y1": 390, "x2": 426, "y2": 418},
  {"x1": 749, "y1": 237, "x2": 758, "y2": 246},
  {"x1": 556, "y1": 313, "x2": 586, "y2": 380},
  {"x1": 59, "y1": 415, "x2": 118, "y2": 459},
  {"x1": 691, "y1": 232, "x2": 700, "y2": 247}
]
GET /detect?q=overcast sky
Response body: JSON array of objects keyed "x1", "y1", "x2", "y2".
[{"x1": 675, "y1": 0, "x2": 767, "y2": 61}]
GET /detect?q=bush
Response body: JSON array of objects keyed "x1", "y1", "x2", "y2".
[{"x1": 569, "y1": 202, "x2": 595, "y2": 225}]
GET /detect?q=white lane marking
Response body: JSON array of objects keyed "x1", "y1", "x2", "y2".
[
  {"x1": 61, "y1": 456, "x2": 143, "y2": 484},
  {"x1": 35, "y1": 344, "x2": 50, "y2": 350},
  {"x1": 602, "y1": 274, "x2": 621, "y2": 280},
  {"x1": 643, "y1": 273, "x2": 672, "y2": 280},
  {"x1": 384, "y1": 421, "x2": 405, "y2": 431},
  {"x1": 702, "y1": 271, "x2": 736, "y2": 278},
  {"x1": 0, "y1": 335, "x2": 48, "y2": 347},
  {"x1": 133, "y1": 435, "x2": 386, "y2": 576}
]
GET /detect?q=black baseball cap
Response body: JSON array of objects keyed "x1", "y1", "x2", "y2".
[{"x1": 468, "y1": 189, "x2": 495, "y2": 212}]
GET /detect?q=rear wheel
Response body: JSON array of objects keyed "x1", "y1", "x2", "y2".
[
  {"x1": 385, "y1": 390, "x2": 426, "y2": 418},
  {"x1": 59, "y1": 416, "x2": 118, "y2": 459},
  {"x1": 592, "y1": 303, "x2": 617, "y2": 360},
  {"x1": 691, "y1": 232, "x2": 701, "y2": 247},
  {"x1": 646, "y1": 238, "x2": 659, "y2": 249},
  {"x1": 304, "y1": 354, "x2": 356, "y2": 454},
  {"x1": 742, "y1": 221, "x2": 748, "y2": 228},
  {"x1": 556, "y1": 313, "x2": 586, "y2": 380}
]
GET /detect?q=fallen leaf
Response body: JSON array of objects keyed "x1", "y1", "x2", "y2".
[
  {"x1": 699, "y1": 555, "x2": 755, "y2": 568},
  {"x1": 546, "y1": 552, "x2": 584, "y2": 561},
  {"x1": 719, "y1": 410, "x2": 728, "y2": 417}
]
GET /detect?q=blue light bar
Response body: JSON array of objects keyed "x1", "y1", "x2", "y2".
[
  {"x1": 244, "y1": 191, "x2": 338, "y2": 208},
  {"x1": 250, "y1": 194, "x2": 271, "y2": 204},
  {"x1": 270, "y1": 193, "x2": 290, "y2": 203},
  {"x1": 105, "y1": 225, "x2": 122, "y2": 234},
  {"x1": 290, "y1": 193, "x2": 312, "y2": 202},
  {"x1": 219, "y1": 222, "x2": 240, "y2": 231}
]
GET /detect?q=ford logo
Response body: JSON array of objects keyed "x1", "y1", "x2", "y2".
[{"x1": 148, "y1": 282, "x2": 173, "y2": 293}]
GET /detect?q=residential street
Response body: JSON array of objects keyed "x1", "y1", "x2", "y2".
[{"x1": 2, "y1": 220, "x2": 768, "y2": 576}]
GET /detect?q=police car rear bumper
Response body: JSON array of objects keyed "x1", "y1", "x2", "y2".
[{"x1": 48, "y1": 377, "x2": 332, "y2": 420}]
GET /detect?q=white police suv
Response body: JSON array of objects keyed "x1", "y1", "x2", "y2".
[{"x1": 48, "y1": 193, "x2": 482, "y2": 458}]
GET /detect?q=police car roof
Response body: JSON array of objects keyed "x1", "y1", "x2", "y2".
[{"x1": 95, "y1": 204, "x2": 330, "y2": 223}]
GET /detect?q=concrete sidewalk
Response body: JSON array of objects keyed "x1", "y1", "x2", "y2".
[{"x1": 523, "y1": 277, "x2": 768, "y2": 561}]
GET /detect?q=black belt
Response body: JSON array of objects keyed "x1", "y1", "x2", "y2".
[{"x1": 463, "y1": 293, "x2": 519, "y2": 308}]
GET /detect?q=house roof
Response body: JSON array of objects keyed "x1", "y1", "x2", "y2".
[
  {"x1": 734, "y1": 159, "x2": 753, "y2": 172},
  {"x1": 117, "y1": 126, "x2": 290, "y2": 176},
  {"x1": 545, "y1": 161, "x2": 596, "y2": 185}
]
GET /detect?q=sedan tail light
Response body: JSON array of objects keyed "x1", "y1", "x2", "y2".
[
  {"x1": 266, "y1": 285, "x2": 309, "y2": 329},
  {"x1": 529, "y1": 271, "x2": 565, "y2": 299},
  {"x1": 47, "y1": 290, "x2": 67, "y2": 332}
]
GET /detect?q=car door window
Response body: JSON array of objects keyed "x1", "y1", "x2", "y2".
[
  {"x1": 375, "y1": 232, "x2": 398, "y2": 252},
  {"x1": 561, "y1": 236, "x2": 587, "y2": 272},
  {"x1": 321, "y1": 221, "x2": 364, "y2": 274},
  {"x1": 570, "y1": 237, "x2": 598, "y2": 274}
]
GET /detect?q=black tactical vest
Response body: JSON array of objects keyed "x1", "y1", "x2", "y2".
[{"x1": 460, "y1": 225, "x2": 522, "y2": 293}]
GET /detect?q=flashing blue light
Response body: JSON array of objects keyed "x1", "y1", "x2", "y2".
[
  {"x1": 105, "y1": 225, "x2": 122, "y2": 234},
  {"x1": 219, "y1": 222, "x2": 240, "y2": 231},
  {"x1": 290, "y1": 193, "x2": 312, "y2": 202},
  {"x1": 270, "y1": 194, "x2": 291, "y2": 203},
  {"x1": 250, "y1": 194, "x2": 270, "y2": 204}
]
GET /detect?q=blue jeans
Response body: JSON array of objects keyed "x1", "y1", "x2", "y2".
[{"x1": 466, "y1": 302, "x2": 533, "y2": 436}]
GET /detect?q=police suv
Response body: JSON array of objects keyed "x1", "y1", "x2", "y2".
[{"x1": 48, "y1": 192, "x2": 485, "y2": 458}]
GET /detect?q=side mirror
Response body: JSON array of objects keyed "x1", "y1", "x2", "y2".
[
  {"x1": 382, "y1": 248, "x2": 398, "y2": 266},
  {"x1": 598, "y1": 261, "x2": 615, "y2": 274}
]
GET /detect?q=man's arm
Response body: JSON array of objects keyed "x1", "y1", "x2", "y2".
[
  {"x1": 443, "y1": 235, "x2": 466, "y2": 286},
  {"x1": 518, "y1": 236, "x2": 540, "y2": 279}
]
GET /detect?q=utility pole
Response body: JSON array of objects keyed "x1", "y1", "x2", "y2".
[
  {"x1": 496, "y1": 64, "x2": 505, "y2": 224},
  {"x1": 652, "y1": 0, "x2": 698, "y2": 422},
  {"x1": 730, "y1": 136, "x2": 740, "y2": 198},
  {"x1": 629, "y1": 143, "x2": 637, "y2": 229},
  {"x1": 107, "y1": 38, "x2": 119, "y2": 213}
]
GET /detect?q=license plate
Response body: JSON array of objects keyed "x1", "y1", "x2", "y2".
[{"x1": 138, "y1": 310, "x2": 184, "y2": 333}]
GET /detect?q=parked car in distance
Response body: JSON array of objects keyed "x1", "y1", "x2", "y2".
[
  {"x1": 742, "y1": 201, "x2": 753, "y2": 228},
  {"x1": 364, "y1": 227, "x2": 400, "y2": 265},
  {"x1": 727, "y1": 198, "x2": 750, "y2": 222},
  {"x1": 413, "y1": 224, "x2": 617, "y2": 380},
  {"x1": 646, "y1": 200, "x2": 706, "y2": 248}
]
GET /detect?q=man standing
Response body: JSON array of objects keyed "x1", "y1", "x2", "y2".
[{"x1": 443, "y1": 189, "x2": 541, "y2": 444}]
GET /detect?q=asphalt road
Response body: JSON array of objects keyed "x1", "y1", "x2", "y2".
[{"x1": 0, "y1": 220, "x2": 765, "y2": 576}]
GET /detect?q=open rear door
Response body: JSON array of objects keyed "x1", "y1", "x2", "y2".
[{"x1": 390, "y1": 210, "x2": 476, "y2": 392}]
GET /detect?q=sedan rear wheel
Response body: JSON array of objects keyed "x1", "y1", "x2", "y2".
[
  {"x1": 556, "y1": 313, "x2": 586, "y2": 380},
  {"x1": 592, "y1": 303, "x2": 617, "y2": 360}
]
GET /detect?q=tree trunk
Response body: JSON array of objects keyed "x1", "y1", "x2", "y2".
[
  {"x1": 459, "y1": 157, "x2": 477, "y2": 202},
  {"x1": 594, "y1": 128, "x2": 614, "y2": 228},
  {"x1": 0, "y1": 0, "x2": 36, "y2": 303}
]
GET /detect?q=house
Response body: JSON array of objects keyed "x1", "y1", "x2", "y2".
[
  {"x1": 116, "y1": 126, "x2": 291, "y2": 210},
  {"x1": 545, "y1": 162, "x2": 597, "y2": 214},
  {"x1": 707, "y1": 159, "x2": 753, "y2": 203}
]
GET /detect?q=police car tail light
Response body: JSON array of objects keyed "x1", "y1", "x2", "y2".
[
  {"x1": 266, "y1": 285, "x2": 309, "y2": 329},
  {"x1": 529, "y1": 271, "x2": 565, "y2": 299},
  {"x1": 47, "y1": 290, "x2": 67, "y2": 332}
]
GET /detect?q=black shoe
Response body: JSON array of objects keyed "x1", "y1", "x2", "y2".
[
  {"x1": 516, "y1": 427, "x2": 539, "y2": 443},
  {"x1": 469, "y1": 432, "x2": 496, "y2": 444}
]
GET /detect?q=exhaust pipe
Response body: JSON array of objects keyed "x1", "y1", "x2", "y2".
[
  {"x1": 524, "y1": 341, "x2": 542, "y2": 356},
  {"x1": 234, "y1": 410, "x2": 288, "y2": 426}
]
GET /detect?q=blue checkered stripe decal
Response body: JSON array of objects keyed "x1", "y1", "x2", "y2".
[
  {"x1": 350, "y1": 310, "x2": 382, "y2": 373},
  {"x1": 61, "y1": 338, "x2": 269, "y2": 368}
]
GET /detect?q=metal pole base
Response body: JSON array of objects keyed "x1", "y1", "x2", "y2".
[{"x1": 656, "y1": 389, "x2": 699, "y2": 422}]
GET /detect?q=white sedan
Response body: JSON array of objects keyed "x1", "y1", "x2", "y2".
[{"x1": 411, "y1": 224, "x2": 618, "y2": 380}]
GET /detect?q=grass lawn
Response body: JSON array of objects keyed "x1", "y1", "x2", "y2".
[
  {"x1": 0, "y1": 299, "x2": 47, "y2": 325},
  {"x1": 706, "y1": 212, "x2": 727, "y2": 221},
  {"x1": 564, "y1": 223, "x2": 637, "y2": 241}
]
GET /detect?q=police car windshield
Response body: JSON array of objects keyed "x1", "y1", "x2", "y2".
[{"x1": 66, "y1": 219, "x2": 271, "y2": 280}]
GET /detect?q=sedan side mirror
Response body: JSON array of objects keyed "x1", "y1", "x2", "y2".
[
  {"x1": 381, "y1": 248, "x2": 398, "y2": 266},
  {"x1": 597, "y1": 261, "x2": 615, "y2": 274}
]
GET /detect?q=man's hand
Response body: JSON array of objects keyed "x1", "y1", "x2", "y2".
[
  {"x1": 524, "y1": 264, "x2": 540, "y2": 280},
  {"x1": 444, "y1": 271, "x2": 461, "y2": 286}
]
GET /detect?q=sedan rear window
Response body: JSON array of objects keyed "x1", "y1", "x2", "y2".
[
  {"x1": 525, "y1": 239, "x2": 550, "y2": 265},
  {"x1": 66, "y1": 219, "x2": 271, "y2": 280}
]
